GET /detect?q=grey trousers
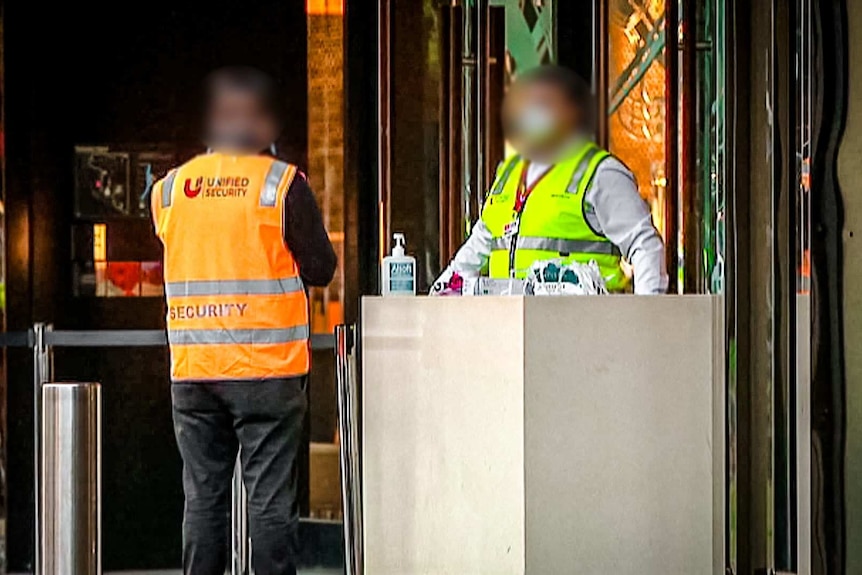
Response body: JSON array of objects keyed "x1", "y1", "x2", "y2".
[{"x1": 171, "y1": 378, "x2": 307, "y2": 575}]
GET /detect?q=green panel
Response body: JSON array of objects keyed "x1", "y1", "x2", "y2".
[
  {"x1": 607, "y1": 16, "x2": 666, "y2": 115},
  {"x1": 703, "y1": 0, "x2": 723, "y2": 295},
  {"x1": 490, "y1": 0, "x2": 556, "y2": 73}
]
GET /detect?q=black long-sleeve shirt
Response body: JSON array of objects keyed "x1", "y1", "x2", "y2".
[{"x1": 282, "y1": 172, "x2": 337, "y2": 287}]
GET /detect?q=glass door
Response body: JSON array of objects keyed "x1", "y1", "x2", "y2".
[
  {"x1": 381, "y1": 0, "x2": 563, "y2": 282},
  {"x1": 371, "y1": 2, "x2": 822, "y2": 572},
  {"x1": 601, "y1": 0, "x2": 726, "y2": 296}
]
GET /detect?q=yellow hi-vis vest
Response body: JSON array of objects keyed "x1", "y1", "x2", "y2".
[{"x1": 480, "y1": 142, "x2": 628, "y2": 291}]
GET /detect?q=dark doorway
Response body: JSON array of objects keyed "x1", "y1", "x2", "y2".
[{"x1": 3, "y1": 1, "x2": 308, "y2": 570}]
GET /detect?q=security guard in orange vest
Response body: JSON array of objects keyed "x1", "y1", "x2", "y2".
[{"x1": 152, "y1": 67, "x2": 336, "y2": 575}]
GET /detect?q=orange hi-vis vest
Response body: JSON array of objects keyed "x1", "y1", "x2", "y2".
[{"x1": 151, "y1": 153, "x2": 310, "y2": 382}]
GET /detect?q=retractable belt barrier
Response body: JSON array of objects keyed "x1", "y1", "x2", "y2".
[
  {"x1": 1, "y1": 323, "x2": 335, "y2": 575},
  {"x1": 0, "y1": 328, "x2": 335, "y2": 349}
]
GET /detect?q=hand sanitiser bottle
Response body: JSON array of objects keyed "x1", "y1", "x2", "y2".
[{"x1": 382, "y1": 233, "x2": 416, "y2": 296}]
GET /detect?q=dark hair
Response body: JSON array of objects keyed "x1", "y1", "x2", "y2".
[
  {"x1": 205, "y1": 66, "x2": 280, "y2": 123},
  {"x1": 515, "y1": 65, "x2": 595, "y2": 128}
]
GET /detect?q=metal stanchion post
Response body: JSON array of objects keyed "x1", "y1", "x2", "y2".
[
  {"x1": 336, "y1": 324, "x2": 362, "y2": 575},
  {"x1": 336, "y1": 325, "x2": 353, "y2": 575},
  {"x1": 11, "y1": 327, "x2": 335, "y2": 575},
  {"x1": 347, "y1": 326, "x2": 362, "y2": 574},
  {"x1": 33, "y1": 323, "x2": 53, "y2": 575},
  {"x1": 231, "y1": 456, "x2": 251, "y2": 575},
  {"x1": 40, "y1": 382, "x2": 101, "y2": 575}
]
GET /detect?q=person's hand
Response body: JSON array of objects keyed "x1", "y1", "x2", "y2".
[{"x1": 429, "y1": 268, "x2": 461, "y2": 296}]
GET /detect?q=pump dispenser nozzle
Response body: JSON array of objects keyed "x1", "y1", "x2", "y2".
[{"x1": 392, "y1": 233, "x2": 406, "y2": 257}]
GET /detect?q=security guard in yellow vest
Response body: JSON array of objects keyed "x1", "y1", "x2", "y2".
[{"x1": 433, "y1": 65, "x2": 668, "y2": 294}]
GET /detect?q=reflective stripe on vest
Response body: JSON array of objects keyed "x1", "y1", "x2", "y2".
[
  {"x1": 165, "y1": 277, "x2": 304, "y2": 298},
  {"x1": 169, "y1": 325, "x2": 309, "y2": 346},
  {"x1": 490, "y1": 236, "x2": 621, "y2": 256},
  {"x1": 153, "y1": 153, "x2": 309, "y2": 382},
  {"x1": 260, "y1": 161, "x2": 292, "y2": 207},
  {"x1": 489, "y1": 155, "x2": 521, "y2": 196},
  {"x1": 566, "y1": 146, "x2": 601, "y2": 194},
  {"x1": 161, "y1": 169, "x2": 177, "y2": 208}
]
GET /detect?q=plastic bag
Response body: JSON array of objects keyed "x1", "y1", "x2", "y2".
[{"x1": 524, "y1": 259, "x2": 608, "y2": 296}]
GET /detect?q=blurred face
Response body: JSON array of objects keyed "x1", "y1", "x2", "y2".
[
  {"x1": 502, "y1": 80, "x2": 581, "y2": 159},
  {"x1": 205, "y1": 87, "x2": 278, "y2": 154}
]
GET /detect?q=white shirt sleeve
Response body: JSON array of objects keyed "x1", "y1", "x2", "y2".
[
  {"x1": 430, "y1": 219, "x2": 493, "y2": 293},
  {"x1": 585, "y1": 158, "x2": 669, "y2": 295}
]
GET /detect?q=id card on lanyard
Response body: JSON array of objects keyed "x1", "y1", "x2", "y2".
[{"x1": 507, "y1": 162, "x2": 550, "y2": 276}]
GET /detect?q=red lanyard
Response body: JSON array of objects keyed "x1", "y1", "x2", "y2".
[{"x1": 513, "y1": 162, "x2": 550, "y2": 214}]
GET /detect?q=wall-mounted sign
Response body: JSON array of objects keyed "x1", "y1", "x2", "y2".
[
  {"x1": 75, "y1": 146, "x2": 176, "y2": 219},
  {"x1": 75, "y1": 146, "x2": 131, "y2": 218}
]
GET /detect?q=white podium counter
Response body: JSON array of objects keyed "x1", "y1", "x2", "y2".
[{"x1": 361, "y1": 295, "x2": 724, "y2": 575}]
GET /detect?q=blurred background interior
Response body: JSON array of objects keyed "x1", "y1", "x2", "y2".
[{"x1": 0, "y1": 0, "x2": 859, "y2": 573}]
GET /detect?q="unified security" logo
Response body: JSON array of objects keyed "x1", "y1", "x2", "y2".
[
  {"x1": 184, "y1": 177, "x2": 203, "y2": 198},
  {"x1": 183, "y1": 176, "x2": 250, "y2": 198}
]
